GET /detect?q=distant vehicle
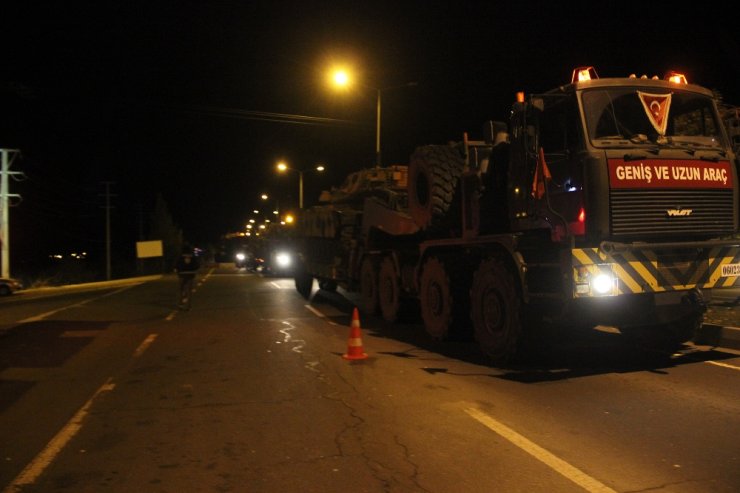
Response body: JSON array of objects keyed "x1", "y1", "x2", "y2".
[
  {"x1": 257, "y1": 247, "x2": 295, "y2": 277},
  {"x1": 251, "y1": 224, "x2": 297, "y2": 277},
  {"x1": 0, "y1": 277, "x2": 23, "y2": 296},
  {"x1": 235, "y1": 251, "x2": 251, "y2": 269}
]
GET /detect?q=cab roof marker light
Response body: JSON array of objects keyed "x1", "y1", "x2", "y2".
[
  {"x1": 665, "y1": 71, "x2": 688, "y2": 84},
  {"x1": 571, "y1": 66, "x2": 598, "y2": 83}
]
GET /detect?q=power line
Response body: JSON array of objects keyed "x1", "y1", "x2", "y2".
[{"x1": 168, "y1": 104, "x2": 362, "y2": 127}]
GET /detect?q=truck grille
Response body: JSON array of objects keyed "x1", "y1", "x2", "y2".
[{"x1": 610, "y1": 189, "x2": 735, "y2": 237}]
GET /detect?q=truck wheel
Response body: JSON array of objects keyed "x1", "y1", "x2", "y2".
[
  {"x1": 419, "y1": 256, "x2": 453, "y2": 339},
  {"x1": 408, "y1": 145, "x2": 464, "y2": 232},
  {"x1": 318, "y1": 279, "x2": 337, "y2": 292},
  {"x1": 294, "y1": 269, "x2": 313, "y2": 300},
  {"x1": 668, "y1": 314, "x2": 702, "y2": 344},
  {"x1": 378, "y1": 256, "x2": 401, "y2": 322},
  {"x1": 470, "y1": 258, "x2": 522, "y2": 365},
  {"x1": 359, "y1": 257, "x2": 379, "y2": 315}
]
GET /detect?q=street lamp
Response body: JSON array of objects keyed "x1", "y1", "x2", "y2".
[
  {"x1": 261, "y1": 193, "x2": 280, "y2": 217},
  {"x1": 276, "y1": 161, "x2": 325, "y2": 209},
  {"x1": 329, "y1": 68, "x2": 416, "y2": 168}
]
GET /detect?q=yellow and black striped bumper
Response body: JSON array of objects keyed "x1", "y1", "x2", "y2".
[{"x1": 571, "y1": 245, "x2": 740, "y2": 298}]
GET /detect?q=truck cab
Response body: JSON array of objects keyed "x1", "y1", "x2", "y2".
[{"x1": 502, "y1": 67, "x2": 739, "y2": 331}]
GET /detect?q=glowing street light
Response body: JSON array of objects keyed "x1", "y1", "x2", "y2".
[
  {"x1": 276, "y1": 161, "x2": 325, "y2": 209},
  {"x1": 329, "y1": 66, "x2": 416, "y2": 168},
  {"x1": 261, "y1": 192, "x2": 279, "y2": 216}
]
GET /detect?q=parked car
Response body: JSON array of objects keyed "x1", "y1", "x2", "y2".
[{"x1": 0, "y1": 277, "x2": 23, "y2": 296}]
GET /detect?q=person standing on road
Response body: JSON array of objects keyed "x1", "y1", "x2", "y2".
[{"x1": 175, "y1": 245, "x2": 200, "y2": 309}]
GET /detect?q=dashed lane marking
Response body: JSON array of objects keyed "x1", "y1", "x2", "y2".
[
  {"x1": 133, "y1": 333, "x2": 157, "y2": 358},
  {"x1": 465, "y1": 407, "x2": 617, "y2": 493}
]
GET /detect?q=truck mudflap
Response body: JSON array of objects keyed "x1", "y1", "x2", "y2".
[{"x1": 571, "y1": 244, "x2": 740, "y2": 298}]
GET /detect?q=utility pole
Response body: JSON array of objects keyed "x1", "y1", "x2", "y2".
[
  {"x1": 0, "y1": 149, "x2": 22, "y2": 278},
  {"x1": 101, "y1": 181, "x2": 116, "y2": 280}
]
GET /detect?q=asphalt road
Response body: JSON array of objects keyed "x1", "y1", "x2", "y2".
[{"x1": 0, "y1": 268, "x2": 738, "y2": 492}]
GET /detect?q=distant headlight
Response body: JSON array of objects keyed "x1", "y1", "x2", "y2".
[
  {"x1": 275, "y1": 252, "x2": 292, "y2": 267},
  {"x1": 235, "y1": 252, "x2": 246, "y2": 261}
]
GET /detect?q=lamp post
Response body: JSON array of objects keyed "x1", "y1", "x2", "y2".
[
  {"x1": 329, "y1": 68, "x2": 416, "y2": 168},
  {"x1": 375, "y1": 87, "x2": 381, "y2": 168},
  {"x1": 276, "y1": 161, "x2": 325, "y2": 209}
]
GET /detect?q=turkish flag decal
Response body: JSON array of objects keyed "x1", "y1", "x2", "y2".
[{"x1": 638, "y1": 91, "x2": 672, "y2": 135}]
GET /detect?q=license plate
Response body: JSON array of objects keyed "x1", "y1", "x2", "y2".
[{"x1": 721, "y1": 263, "x2": 740, "y2": 277}]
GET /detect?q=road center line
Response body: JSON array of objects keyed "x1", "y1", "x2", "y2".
[
  {"x1": 465, "y1": 407, "x2": 617, "y2": 493},
  {"x1": 3, "y1": 379, "x2": 116, "y2": 493}
]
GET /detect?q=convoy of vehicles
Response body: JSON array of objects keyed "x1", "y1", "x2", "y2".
[{"x1": 293, "y1": 67, "x2": 740, "y2": 364}]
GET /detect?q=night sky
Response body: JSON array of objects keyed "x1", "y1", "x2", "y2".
[{"x1": 2, "y1": 1, "x2": 739, "y2": 272}]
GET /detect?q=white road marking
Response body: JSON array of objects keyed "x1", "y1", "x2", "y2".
[
  {"x1": 465, "y1": 407, "x2": 617, "y2": 493},
  {"x1": 706, "y1": 360, "x2": 740, "y2": 371},
  {"x1": 17, "y1": 285, "x2": 139, "y2": 323},
  {"x1": 304, "y1": 304, "x2": 339, "y2": 325},
  {"x1": 270, "y1": 281, "x2": 282, "y2": 289},
  {"x1": 3, "y1": 380, "x2": 116, "y2": 493},
  {"x1": 133, "y1": 334, "x2": 157, "y2": 358}
]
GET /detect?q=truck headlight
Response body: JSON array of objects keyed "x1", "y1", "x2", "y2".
[
  {"x1": 592, "y1": 273, "x2": 614, "y2": 295},
  {"x1": 574, "y1": 264, "x2": 618, "y2": 297},
  {"x1": 275, "y1": 252, "x2": 292, "y2": 268}
]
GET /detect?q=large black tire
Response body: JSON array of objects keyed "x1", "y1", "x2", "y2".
[
  {"x1": 408, "y1": 145, "x2": 464, "y2": 232},
  {"x1": 359, "y1": 257, "x2": 379, "y2": 316},
  {"x1": 378, "y1": 256, "x2": 401, "y2": 322},
  {"x1": 419, "y1": 256, "x2": 453, "y2": 339},
  {"x1": 470, "y1": 258, "x2": 522, "y2": 365},
  {"x1": 294, "y1": 266, "x2": 313, "y2": 300},
  {"x1": 318, "y1": 279, "x2": 337, "y2": 292}
]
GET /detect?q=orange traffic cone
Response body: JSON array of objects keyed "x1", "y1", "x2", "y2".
[{"x1": 343, "y1": 307, "x2": 368, "y2": 360}]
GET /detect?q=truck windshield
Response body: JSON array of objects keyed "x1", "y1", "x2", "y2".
[{"x1": 582, "y1": 87, "x2": 725, "y2": 149}]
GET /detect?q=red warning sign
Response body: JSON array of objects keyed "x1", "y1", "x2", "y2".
[
  {"x1": 638, "y1": 91, "x2": 671, "y2": 135},
  {"x1": 608, "y1": 159, "x2": 733, "y2": 189}
]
